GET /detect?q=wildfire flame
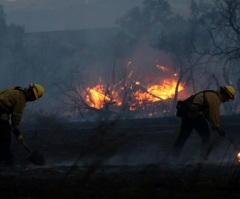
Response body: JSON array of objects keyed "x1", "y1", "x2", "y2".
[
  {"x1": 85, "y1": 78, "x2": 185, "y2": 110},
  {"x1": 73, "y1": 61, "x2": 191, "y2": 118},
  {"x1": 132, "y1": 79, "x2": 184, "y2": 103},
  {"x1": 86, "y1": 85, "x2": 122, "y2": 109},
  {"x1": 147, "y1": 79, "x2": 183, "y2": 100}
]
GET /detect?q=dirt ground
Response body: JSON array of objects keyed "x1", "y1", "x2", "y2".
[{"x1": 1, "y1": 116, "x2": 240, "y2": 199}]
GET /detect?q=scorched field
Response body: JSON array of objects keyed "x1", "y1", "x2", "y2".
[{"x1": 1, "y1": 116, "x2": 240, "y2": 199}]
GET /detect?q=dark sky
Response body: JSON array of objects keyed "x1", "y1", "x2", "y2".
[{"x1": 1, "y1": 0, "x2": 191, "y2": 32}]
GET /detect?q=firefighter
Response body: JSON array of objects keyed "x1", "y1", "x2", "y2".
[
  {"x1": 172, "y1": 85, "x2": 236, "y2": 165},
  {"x1": 0, "y1": 83, "x2": 44, "y2": 167}
]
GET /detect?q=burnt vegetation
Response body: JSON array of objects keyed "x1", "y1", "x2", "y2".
[{"x1": 1, "y1": 114, "x2": 240, "y2": 199}]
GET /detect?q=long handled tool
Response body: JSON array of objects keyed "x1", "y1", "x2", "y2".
[
  {"x1": 224, "y1": 133, "x2": 239, "y2": 150},
  {"x1": 22, "y1": 142, "x2": 45, "y2": 166},
  {"x1": 222, "y1": 132, "x2": 240, "y2": 163}
]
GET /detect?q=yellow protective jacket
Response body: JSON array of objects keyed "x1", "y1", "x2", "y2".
[
  {"x1": 0, "y1": 87, "x2": 27, "y2": 130},
  {"x1": 192, "y1": 90, "x2": 222, "y2": 129}
]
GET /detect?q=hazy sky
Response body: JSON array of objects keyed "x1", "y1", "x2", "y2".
[{"x1": 1, "y1": 0, "x2": 191, "y2": 32}]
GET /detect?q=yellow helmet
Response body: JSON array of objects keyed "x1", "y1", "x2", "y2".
[
  {"x1": 29, "y1": 83, "x2": 44, "y2": 99},
  {"x1": 222, "y1": 85, "x2": 235, "y2": 100}
]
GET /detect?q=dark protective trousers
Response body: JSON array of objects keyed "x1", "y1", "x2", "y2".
[
  {"x1": 173, "y1": 115, "x2": 211, "y2": 162},
  {"x1": 0, "y1": 119, "x2": 14, "y2": 166}
]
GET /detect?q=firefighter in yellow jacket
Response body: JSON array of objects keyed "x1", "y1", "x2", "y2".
[
  {"x1": 0, "y1": 83, "x2": 44, "y2": 167},
  {"x1": 173, "y1": 85, "x2": 235, "y2": 165}
]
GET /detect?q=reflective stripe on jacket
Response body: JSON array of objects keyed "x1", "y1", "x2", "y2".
[
  {"x1": 0, "y1": 87, "x2": 27, "y2": 129},
  {"x1": 193, "y1": 91, "x2": 222, "y2": 129}
]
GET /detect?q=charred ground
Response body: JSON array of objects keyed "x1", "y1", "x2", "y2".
[{"x1": 1, "y1": 116, "x2": 240, "y2": 199}]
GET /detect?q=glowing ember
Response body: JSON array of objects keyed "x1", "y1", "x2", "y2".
[
  {"x1": 157, "y1": 65, "x2": 168, "y2": 72},
  {"x1": 237, "y1": 153, "x2": 240, "y2": 162},
  {"x1": 127, "y1": 61, "x2": 132, "y2": 66}
]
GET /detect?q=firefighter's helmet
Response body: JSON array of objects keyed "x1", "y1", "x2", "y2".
[
  {"x1": 220, "y1": 85, "x2": 235, "y2": 100},
  {"x1": 29, "y1": 83, "x2": 44, "y2": 99}
]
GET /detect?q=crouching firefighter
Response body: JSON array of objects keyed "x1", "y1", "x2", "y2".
[
  {"x1": 0, "y1": 84, "x2": 44, "y2": 167},
  {"x1": 173, "y1": 85, "x2": 235, "y2": 165}
]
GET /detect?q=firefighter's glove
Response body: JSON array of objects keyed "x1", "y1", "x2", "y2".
[
  {"x1": 217, "y1": 128, "x2": 226, "y2": 137},
  {"x1": 16, "y1": 134, "x2": 24, "y2": 144},
  {"x1": 13, "y1": 129, "x2": 24, "y2": 143}
]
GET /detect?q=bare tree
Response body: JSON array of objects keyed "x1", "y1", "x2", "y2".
[
  {"x1": 192, "y1": 0, "x2": 240, "y2": 113},
  {"x1": 192, "y1": 0, "x2": 240, "y2": 60}
]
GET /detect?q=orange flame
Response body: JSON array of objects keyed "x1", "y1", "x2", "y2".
[
  {"x1": 147, "y1": 79, "x2": 183, "y2": 100},
  {"x1": 86, "y1": 85, "x2": 121, "y2": 109},
  {"x1": 85, "y1": 78, "x2": 184, "y2": 110},
  {"x1": 128, "y1": 79, "x2": 184, "y2": 111}
]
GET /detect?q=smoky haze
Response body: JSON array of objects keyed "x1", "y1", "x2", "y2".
[
  {"x1": 0, "y1": 0, "x2": 239, "y2": 122},
  {"x1": 0, "y1": 0, "x2": 239, "y2": 176},
  {"x1": 2, "y1": 0, "x2": 191, "y2": 32}
]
